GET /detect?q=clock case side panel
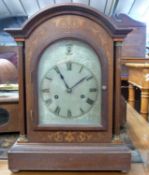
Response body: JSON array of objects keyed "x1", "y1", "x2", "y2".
[{"x1": 18, "y1": 45, "x2": 26, "y2": 135}]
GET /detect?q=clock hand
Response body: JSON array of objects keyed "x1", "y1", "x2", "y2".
[
  {"x1": 60, "y1": 74, "x2": 70, "y2": 89},
  {"x1": 70, "y1": 76, "x2": 87, "y2": 89},
  {"x1": 55, "y1": 66, "x2": 70, "y2": 89}
]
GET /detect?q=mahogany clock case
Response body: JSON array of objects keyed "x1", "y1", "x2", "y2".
[
  {"x1": 21, "y1": 9, "x2": 113, "y2": 142},
  {"x1": 6, "y1": 4, "x2": 131, "y2": 172}
]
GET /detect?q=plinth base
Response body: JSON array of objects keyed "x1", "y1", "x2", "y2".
[{"x1": 8, "y1": 143, "x2": 131, "y2": 172}]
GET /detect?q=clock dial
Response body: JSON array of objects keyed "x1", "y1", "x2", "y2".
[
  {"x1": 38, "y1": 39, "x2": 102, "y2": 126},
  {"x1": 41, "y1": 62, "x2": 98, "y2": 119}
]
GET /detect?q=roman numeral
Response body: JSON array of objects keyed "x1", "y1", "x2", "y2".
[
  {"x1": 66, "y1": 43, "x2": 73, "y2": 55},
  {"x1": 54, "y1": 66, "x2": 60, "y2": 74},
  {"x1": 79, "y1": 66, "x2": 83, "y2": 73},
  {"x1": 80, "y1": 108, "x2": 84, "y2": 114},
  {"x1": 67, "y1": 110, "x2": 72, "y2": 117},
  {"x1": 66, "y1": 62, "x2": 72, "y2": 71},
  {"x1": 41, "y1": 89, "x2": 50, "y2": 93},
  {"x1": 86, "y1": 76, "x2": 93, "y2": 81},
  {"x1": 86, "y1": 98, "x2": 94, "y2": 105},
  {"x1": 45, "y1": 99, "x2": 52, "y2": 105},
  {"x1": 54, "y1": 106, "x2": 61, "y2": 116},
  {"x1": 89, "y1": 88, "x2": 97, "y2": 92},
  {"x1": 45, "y1": 76, "x2": 52, "y2": 81}
]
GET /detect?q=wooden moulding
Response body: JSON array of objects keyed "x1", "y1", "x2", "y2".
[
  {"x1": 5, "y1": 4, "x2": 132, "y2": 39},
  {"x1": 8, "y1": 143, "x2": 131, "y2": 172}
]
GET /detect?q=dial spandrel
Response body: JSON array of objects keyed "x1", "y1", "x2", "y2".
[{"x1": 38, "y1": 40, "x2": 102, "y2": 126}]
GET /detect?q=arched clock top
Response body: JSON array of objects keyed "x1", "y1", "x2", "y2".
[{"x1": 5, "y1": 4, "x2": 132, "y2": 39}]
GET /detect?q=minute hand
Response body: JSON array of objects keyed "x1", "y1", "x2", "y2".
[{"x1": 70, "y1": 77, "x2": 87, "y2": 89}]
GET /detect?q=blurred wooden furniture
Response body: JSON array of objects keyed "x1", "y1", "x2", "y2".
[
  {"x1": 115, "y1": 14, "x2": 146, "y2": 82},
  {"x1": 121, "y1": 58, "x2": 149, "y2": 81},
  {"x1": 113, "y1": 15, "x2": 147, "y2": 125},
  {"x1": 120, "y1": 96, "x2": 127, "y2": 127},
  {"x1": 0, "y1": 59, "x2": 17, "y2": 84},
  {"x1": 0, "y1": 46, "x2": 23, "y2": 133},
  {"x1": 0, "y1": 92, "x2": 19, "y2": 133},
  {"x1": 111, "y1": 14, "x2": 146, "y2": 59},
  {"x1": 125, "y1": 62, "x2": 149, "y2": 120}
]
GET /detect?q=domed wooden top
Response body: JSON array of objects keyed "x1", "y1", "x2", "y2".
[{"x1": 5, "y1": 4, "x2": 132, "y2": 39}]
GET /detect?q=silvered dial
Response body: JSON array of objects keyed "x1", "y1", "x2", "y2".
[{"x1": 41, "y1": 62, "x2": 98, "y2": 119}]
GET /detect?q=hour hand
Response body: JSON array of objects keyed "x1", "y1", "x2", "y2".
[
  {"x1": 54, "y1": 66, "x2": 70, "y2": 89},
  {"x1": 60, "y1": 74, "x2": 70, "y2": 89}
]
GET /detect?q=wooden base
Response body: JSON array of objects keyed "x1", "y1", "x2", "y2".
[{"x1": 8, "y1": 143, "x2": 131, "y2": 172}]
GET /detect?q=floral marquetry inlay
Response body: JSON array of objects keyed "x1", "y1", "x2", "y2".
[
  {"x1": 47, "y1": 132, "x2": 91, "y2": 143},
  {"x1": 30, "y1": 131, "x2": 112, "y2": 143},
  {"x1": 54, "y1": 16, "x2": 85, "y2": 30}
]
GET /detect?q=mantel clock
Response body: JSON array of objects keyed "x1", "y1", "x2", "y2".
[{"x1": 6, "y1": 4, "x2": 132, "y2": 172}]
